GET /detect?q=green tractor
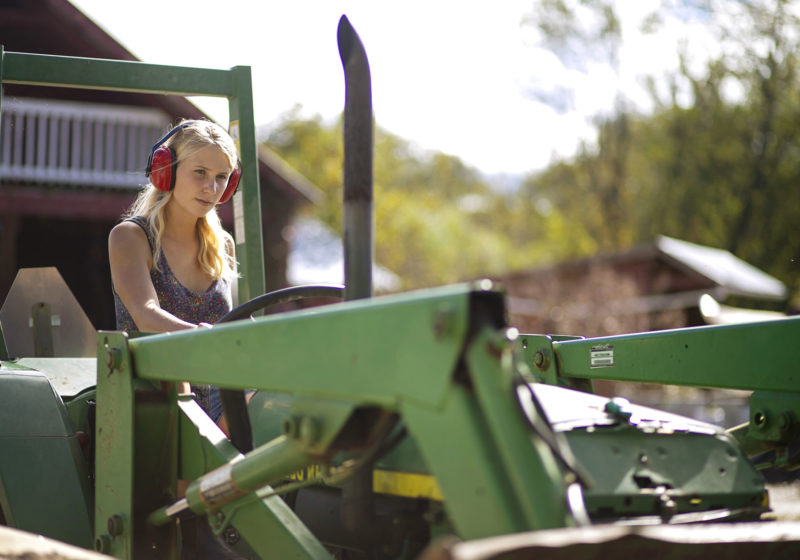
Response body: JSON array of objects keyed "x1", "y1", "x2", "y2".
[{"x1": 1, "y1": 17, "x2": 799, "y2": 560}]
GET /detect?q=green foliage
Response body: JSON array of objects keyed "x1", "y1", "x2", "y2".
[
  {"x1": 263, "y1": 107, "x2": 542, "y2": 289},
  {"x1": 526, "y1": 0, "x2": 622, "y2": 69},
  {"x1": 519, "y1": 0, "x2": 800, "y2": 307},
  {"x1": 265, "y1": 107, "x2": 345, "y2": 232},
  {"x1": 639, "y1": 0, "x2": 800, "y2": 305}
]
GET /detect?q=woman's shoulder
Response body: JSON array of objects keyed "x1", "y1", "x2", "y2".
[{"x1": 109, "y1": 219, "x2": 152, "y2": 254}]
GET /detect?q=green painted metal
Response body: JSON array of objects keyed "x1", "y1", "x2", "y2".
[
  {"x1": 464, "y1": 327, "x2": 570, "y2": 530},
  {"x1": 132, "y1": 392, "x2": 181, "y2": 557},
  {"x1": 2, "y1": 52, "x2": 234, "y2": 96},
  {"x1": 529, "y1": 382, "x2": 768, "y2": 521},
  {"x1": 402, "y1": 383, "x2": 531, "y2": 537},
  {"x1": 0, "y1": 369, "x2": 93, "y2": 548},
  {"x1": 398, "y1": 326, "x2": 570, "y2": 539},
  {"x1": 128, "y1": 284, "x2": 476, "y2": 407},
  {"x1": 93, "y1": 336, "x2": 185, "y2": 558},
  {"x1": 567, "y1": 428, "x2": 765, "y2": 519},
  {"x1": 533, "y1": 320, "x2": 800, "y2": 471},
  {"x1": 15, "y1": 357, "x2": 97, "y2": 399},
  {"x1": 94, "y1": 332, "x2": 135, "y2": 558},
  {"x1": 69, "y1": 289, "x2": 800, "y2": 555},
  {"x1": 182, "y1": 436, "x2": 311, "y2": 514},
  {"x1": 746, "y1": 391, "x2": 800, "y2": 444},
  {"x1": 212, "y1": 496, "x2": 332, "y2": 560},
  {"x1": 550, "y1": 317, "x2": 800, "y2": 392},
  {"x1": 518, "y1": 334, "x2": 558, "y2": 385},
  {"x1": 517, "y1": 334, "x2": 593, "y2": 392},
  {"x1": 174, "y1": 399, "x2": 332, "y2": 559},
  {"x1": 248, "y1": 392, "x2": 295, "y2": 445},
  {"x1": 178, "y1": 398, "x2": 242, "y2": 483},
  {"x1": 227, "y1": 65, "x2": 265, "y2": 302},
  {"x1": 94, "y1": 339, "x2": 331, "y2": 559},
  {"x1": 126, "y1": 284, "x2": 574, "y2": 540},
  {"x1": 731, "y1": 390, "x2": 800, "y2": 468}
]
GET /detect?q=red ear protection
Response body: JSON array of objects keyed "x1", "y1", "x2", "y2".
[
  {"x1": 148, "y1": 145, "x2": 177, "y2": 192},
  {"x1": 145, "y1": 122, "x2": 241, "y2": 203},
  {"x1": 218, "y1": 165, "x2": 241, "y2": 204}
]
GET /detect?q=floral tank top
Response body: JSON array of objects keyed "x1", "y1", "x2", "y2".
[
  {"x1": 113, "y1": 216, "x2": 232, "y2": 420},
  {"x1": 113, "y1": 216, "x2": 232, "y2": 330}
]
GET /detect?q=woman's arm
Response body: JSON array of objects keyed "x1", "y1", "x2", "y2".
[{"x1": 109, "y1": 221, "x2": 203, "y2": 332}]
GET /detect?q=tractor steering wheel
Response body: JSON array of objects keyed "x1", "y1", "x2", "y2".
[
  {"x1": 214, "y1": 284, "x2": 345, "y2": 453},
  {"x1": 216, "y1": 284, "x2": 345, "y2": 323}
]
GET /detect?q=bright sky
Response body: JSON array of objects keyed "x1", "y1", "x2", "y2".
[{"x1": 69, "y1": 1, "x2": 704, "y2": 177}]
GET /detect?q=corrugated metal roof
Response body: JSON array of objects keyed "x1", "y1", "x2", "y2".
[
  {"x1": 698, "y1": 294, "x2": 786, "y2": 325},
  {"x1": 657, "y1": 235, "x2": 787, "y2": 300}
]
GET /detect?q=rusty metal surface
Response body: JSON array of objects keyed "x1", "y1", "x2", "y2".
[{"x1": 420, "y1": 522, "x2": 800, "y2": 560}]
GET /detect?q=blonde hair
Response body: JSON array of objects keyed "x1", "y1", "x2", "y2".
[{"x1": 125, "y1": 119, "x2": 238, "y2": 280}]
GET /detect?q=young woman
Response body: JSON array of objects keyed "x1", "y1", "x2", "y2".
[{"x1": 109, "y1": 119, "x2": 240, "y2": 421}]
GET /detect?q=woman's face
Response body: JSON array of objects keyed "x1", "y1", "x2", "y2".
[{"x1": 169, "y1": 144, "x2": 233, "y2": 218}]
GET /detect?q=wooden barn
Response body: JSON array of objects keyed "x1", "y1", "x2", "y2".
[
  {"x1": 496, "y1": 236, "x2": 788, "y2": 427},
  {"x1": 498, "y1": 235, "x2": 788, "y2": 338}
]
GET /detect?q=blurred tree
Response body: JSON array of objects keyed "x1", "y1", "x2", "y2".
[
  {"x1": 525, "y1": 0, "x2": 621, "y2": 71},
  {"x1": 263, "y1": 106, "x2": 345, "y2": 232},
  {"x1": 522, "y1": 0, "x2": 635, "y2": 254},
  {"x1": 638, "y1": 0, "x2": 800, "y2": 303},
  {"x1": 519, "y1": 0, "x2": 800, "y2": 306},
  {"x1": 264, "y1": 108, "x2": 526, "y2": 289},
  {"x1": 265, "y1": 1, "x2": 800, "y2": 305}
]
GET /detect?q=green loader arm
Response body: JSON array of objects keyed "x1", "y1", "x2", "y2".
[
  {"x1": 520, "y1": 317, "x2": 800, "y2": 468},
  {"x1": 93, "y1": 283, "x2": 577, "y2": 557}
]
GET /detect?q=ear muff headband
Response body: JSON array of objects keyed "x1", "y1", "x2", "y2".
[
  {"x1": 145, "y1": 124, "x2": 187, "y2": 192},
  {"x1": 145, "y1": 121, "x2": 241, "y2": 203}
]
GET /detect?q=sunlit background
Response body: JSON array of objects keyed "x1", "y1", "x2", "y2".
[{"x1": 69, "y1": 0, "x2": 715, "y2": 178}]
